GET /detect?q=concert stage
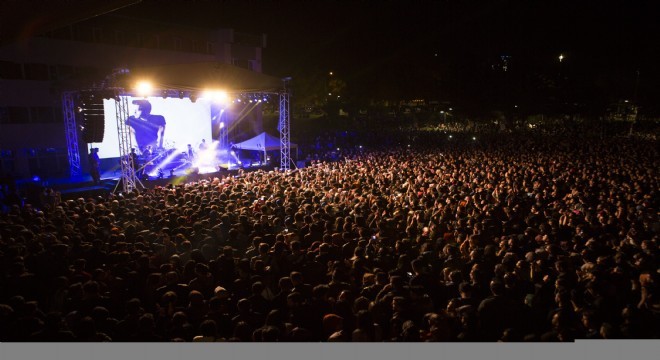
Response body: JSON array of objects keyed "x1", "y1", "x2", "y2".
[
  {"x1": 55, "y1": 63, "x2": 292, "y2": 197},
  {"x1": 17, "y1": 155, "x2": 276, "y2": 206}
]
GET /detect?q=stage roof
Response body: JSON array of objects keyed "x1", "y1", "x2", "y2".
[{"x1": 126, "y1": 62, "x2": 284, "y2": 93}]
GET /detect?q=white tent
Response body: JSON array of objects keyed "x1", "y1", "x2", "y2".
[
  {"x1": 233, "y1": 132, "x2": 297, "y2": 151},
  {"x1": 233, "y1": 132, "x2": 298, "y2": 164}
]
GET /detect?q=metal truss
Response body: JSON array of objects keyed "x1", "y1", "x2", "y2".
[
  {"x1": 279, "y1": 86, "x2": 291, "y2": 171},
  {"x1": 114, "y1": 92, "x2": 140, "y2": 193}
]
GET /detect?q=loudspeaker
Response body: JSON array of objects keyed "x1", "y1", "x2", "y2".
[{"x1": 79, "y1": 92, "x2": 105, "y2": 143}]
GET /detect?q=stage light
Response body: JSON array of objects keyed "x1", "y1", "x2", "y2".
[
  {"x1": 473, "y1": 137, "x2": 477, "y2": 140},
  {"x1": 219, "y1": 122, "x2": 225, "y2": 129},
  {"x1": 449, "y1": 135, "x2": 453, "y2": 139},
  {"x1": 32, "y1": 175, "x2": 40, "y2": 182},
  {"x1": 202, "y1": 90, "x2": 228, "y2": 103},
  {"x1": 135, "y1": 81, "x2": 153, "y2": 97}
]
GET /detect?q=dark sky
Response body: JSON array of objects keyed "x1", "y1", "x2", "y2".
[
  {"x1": 4, "y1": 0, "x2": 653, "y2": 113},
  {"x1": 113, "y1": 0, "x2": 659, "y2": 113}
]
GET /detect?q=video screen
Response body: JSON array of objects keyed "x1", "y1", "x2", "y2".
[{"x1": 95, "y1": 96, "x2": 213, "y2": 159}]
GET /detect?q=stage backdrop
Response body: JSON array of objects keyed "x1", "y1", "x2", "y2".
[{"x1": 95, "y1": 96, "x2": 213, "y2": 159}]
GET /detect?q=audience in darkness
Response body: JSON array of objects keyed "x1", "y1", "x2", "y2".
[{"x1": 0, "y1": 123, "x2": 658, "y2": 342}]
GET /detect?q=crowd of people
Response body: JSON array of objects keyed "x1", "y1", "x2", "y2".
[{"x1": 0, "y1": 128, "x2": 658, "y2": 342}]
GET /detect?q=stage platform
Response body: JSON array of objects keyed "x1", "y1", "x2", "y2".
[{"x1": 16, "y1": 162, "x2": 279, "y2": 204}]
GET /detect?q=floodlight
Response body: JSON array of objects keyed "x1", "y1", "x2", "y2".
[{"x1": 135, "y1": 81, "x2": 153, "y2": 97}]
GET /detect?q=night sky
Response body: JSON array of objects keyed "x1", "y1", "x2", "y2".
[
  {"x1": 115, "y1": 0, "x2": 659, "y2": 114},
  {"x1": 5, "y1": 0, "x2": 660, "y2": 114}
]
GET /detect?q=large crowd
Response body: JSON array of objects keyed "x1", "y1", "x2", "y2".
[{"x1": 0, "y1": 128, "x2": 658, "y2": 342}]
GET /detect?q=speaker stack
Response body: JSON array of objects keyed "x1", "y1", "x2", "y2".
[{"x1": 78, "y1": 92, "x2": 105, "y2": 143}]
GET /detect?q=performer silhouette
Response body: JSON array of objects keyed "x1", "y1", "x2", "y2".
[{"x1": 126, "y1": 99, "x2": 166, "y2": 153}]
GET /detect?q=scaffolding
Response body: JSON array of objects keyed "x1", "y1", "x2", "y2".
[
  {"x1": 114, "y1": 92, "x2": 140, "y2": 193},
  {"x1": 62, "y1": 91, "x2": 82, "y2": 177},
  {"x1": 279, "y1": 78, "x2": 291, "y2": 171}
]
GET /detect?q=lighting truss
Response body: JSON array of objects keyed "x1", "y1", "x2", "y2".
[
  {"x1": 114, "y1": 91, "x2": 140, "y2": 193},
  {"x1": 279, "y1": 78, "x2": 291, "y2": 171}
]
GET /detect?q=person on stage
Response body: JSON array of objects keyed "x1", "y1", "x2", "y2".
[
  {"x1": 88, "y1": 147, "x2": 101, "y2": 185},
  {"x1": 129, "y1": 147, "x2": 140, "y2": 177},
  {"x1": 187, "y1": 144, "x2": 195, "y2": 162}
]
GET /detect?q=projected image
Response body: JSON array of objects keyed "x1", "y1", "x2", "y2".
[{"x1": 96, "y1": 96, "x2": 213, "y2": 159}]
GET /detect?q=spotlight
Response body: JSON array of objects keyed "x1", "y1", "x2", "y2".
[
  {"x1": 202, "y1": 90, "x2": 228, "y2": 103},
  {"x1": 219, "y1": 122, "x2": 225, "y2": 129},
  {"x1": 135, "y1": 81, "x2": 153, "y2": 97}
]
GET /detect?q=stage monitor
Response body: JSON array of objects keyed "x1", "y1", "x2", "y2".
[{"x1": 94, "y1": 96, "x2": 213, "y2": 159}]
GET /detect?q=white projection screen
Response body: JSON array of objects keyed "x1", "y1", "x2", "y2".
[{"x1": 95, "y1": 96, "x2": 213, "y2": 159}]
